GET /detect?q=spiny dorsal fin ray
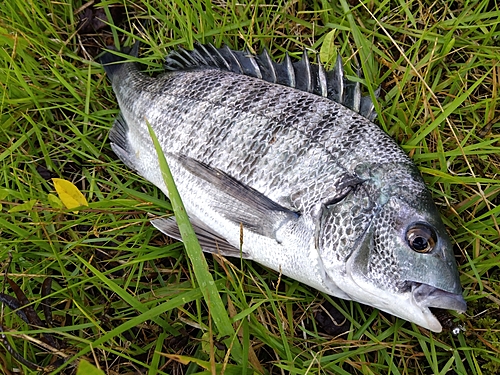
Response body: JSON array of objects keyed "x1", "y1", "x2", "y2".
[
  {"x1": 314, "y1": 55, "x2": 328, "y2": 97},
  {"x1": 164, "y1": 43, "x2": 378, "y2": 120},
  {"x1": 326, "y1": 55, "x2": 344, "y2": 104},
  {"x1": 360, "y1": 87, "x2": 380, "y2": 121},
  {"x1": 217, "y1": 46, "x2": 244, "y2": 74},
  {"x1": 274, "y1": 53, "x2": 295, "y2": 87},
  {"x1": 255, "y1": 49, "x2": 277, "y2": 83},
  {"x1": 343, "y1": 79, "x2": 361, "y2": 113},
  {"x1": 293, "y1": 50, "x2": 313, "y2": 92}
]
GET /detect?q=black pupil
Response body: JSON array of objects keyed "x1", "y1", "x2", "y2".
[{"x1": 412, "y1": 236, "x2": 428, "y2": 251}]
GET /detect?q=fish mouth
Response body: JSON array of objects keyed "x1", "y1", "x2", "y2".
[
  {"x1": 411, "y1": 282, "x2": 467, "y2": 312},
  {"x1": 410, "y1": 282, "x2": 466, "y2": 332},
  {"x1": 345, "y1": 252, "x2": 466, "y2": 332}
]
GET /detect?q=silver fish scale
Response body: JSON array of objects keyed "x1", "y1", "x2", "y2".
[
  {"x1": 356, "y1": 162, "x2": 428, "y2": 208},
  {"x1": 368, "y1": 199, "x2": 402, "y2": 292},
  {"x1": 112, "y1": 54, "x2": 414, "y2": 200},
  {"x1": 137, "y1": 69, "x2": 357, "y2": 213},
  {"x1": 147, "y1": 69, "x2": 414, "y2": 213},
  {"x1": 116, "y1": 64, "x2": 425, "y2": 228}
]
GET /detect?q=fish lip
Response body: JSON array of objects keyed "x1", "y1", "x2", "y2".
[{"x1": 411, "y1": 282, "x2": 467, "y2": 313}]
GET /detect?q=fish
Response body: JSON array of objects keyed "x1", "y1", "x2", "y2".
[{"x1": 101, "y1": 41, "x2": 466, "y2": 333}]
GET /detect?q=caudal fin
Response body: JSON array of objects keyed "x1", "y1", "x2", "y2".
[{"x1": 100, "y1": 41, "x2": 140, "y2": 78}]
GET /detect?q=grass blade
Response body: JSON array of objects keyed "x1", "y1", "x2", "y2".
[{"x1": 145, "y1": 120, "x2": 243, "y2": 362}]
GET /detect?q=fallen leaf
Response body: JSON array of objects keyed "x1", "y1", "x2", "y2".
[
  {"x1": 52, "y1": 178, "x2": 88, "y2": 212},
  {"x1": 320, "y1": 29, "x2": 338, "y2": 66}
]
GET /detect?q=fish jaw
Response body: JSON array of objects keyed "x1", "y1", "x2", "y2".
[
  {"x1": 346, "y1": 255, "x2": 466, "y2": 333},
  {"x1": 411, "y1": 286, "x2": 466, "y2": 333},
  {"x1": 343, "y1": 248, "x2": 466, "y2": 332}
]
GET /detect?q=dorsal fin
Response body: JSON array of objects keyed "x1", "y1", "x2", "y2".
[
  {"x1": 164, "y1": 43, "x2": 378, "y2": 120},
  {"x1": 255, "y1": 49, "x2": 276, "y2": 83},
  {"x1": 313, "y1": 55, "x2": 328, "y2": 97},
  {"x1": 274, "y1": 53, "x2": 295, "y2": 87},
  {"x1": 293, "y1": 50, "x2": 313, "y2": 92}
]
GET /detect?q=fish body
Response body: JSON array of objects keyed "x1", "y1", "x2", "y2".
[{"x1": 102, "y1": 43, "x2": 466, "y2": 332}]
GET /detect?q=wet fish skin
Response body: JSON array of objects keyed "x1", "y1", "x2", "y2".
[{"x1": 101, "y1": 42, "x2": 466, "y2": 332}]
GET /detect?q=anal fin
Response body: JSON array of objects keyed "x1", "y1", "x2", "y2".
[{"x1": 152, "y1": 217, "x2": 249, "y2": 258}]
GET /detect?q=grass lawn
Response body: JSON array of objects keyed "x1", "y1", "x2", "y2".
[{"x1": 1, "y1": 0, "x2": 499, "y2": 374}]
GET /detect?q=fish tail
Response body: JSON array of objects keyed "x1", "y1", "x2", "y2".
[{"x1": 100, "y1": 41, "x2": 140, "y2": 77}]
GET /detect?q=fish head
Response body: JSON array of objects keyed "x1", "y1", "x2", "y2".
[{"x1": 319, "y1": 167, "x2": 466, "y2": 332}]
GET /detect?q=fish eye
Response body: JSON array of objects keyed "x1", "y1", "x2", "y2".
[{"x1": 406, "y1": 223, "x2": 437, "y2": 253}]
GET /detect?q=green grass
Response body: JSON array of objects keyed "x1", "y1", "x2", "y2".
[{"x1": 1, "y1": 0, "x2": 499, "y2": 374}]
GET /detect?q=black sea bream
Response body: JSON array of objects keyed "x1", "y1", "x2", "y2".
[{"x1": 101, "y1": 42, "x2": 466, "y2": 332}]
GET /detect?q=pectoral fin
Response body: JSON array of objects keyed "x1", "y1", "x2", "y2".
[{"x1": 172, "y1": 154, "x2": 300, "y2": 239}]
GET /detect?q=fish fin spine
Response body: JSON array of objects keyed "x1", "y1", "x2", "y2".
[{"x1": 164, "y1": 43, "x2": 378, "y2": 120}]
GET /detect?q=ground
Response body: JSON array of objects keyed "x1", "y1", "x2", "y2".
[{"x1": 0, "y1": 0, "x2": 499, "y2": 374}]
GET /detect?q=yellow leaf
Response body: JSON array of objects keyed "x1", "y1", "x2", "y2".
[
  {"x1": 162, "y1": 354, "x2": 194, "y2": 366},
  {"x1": 52, "y1": 178, "x2": 88, "y2": 211}
]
